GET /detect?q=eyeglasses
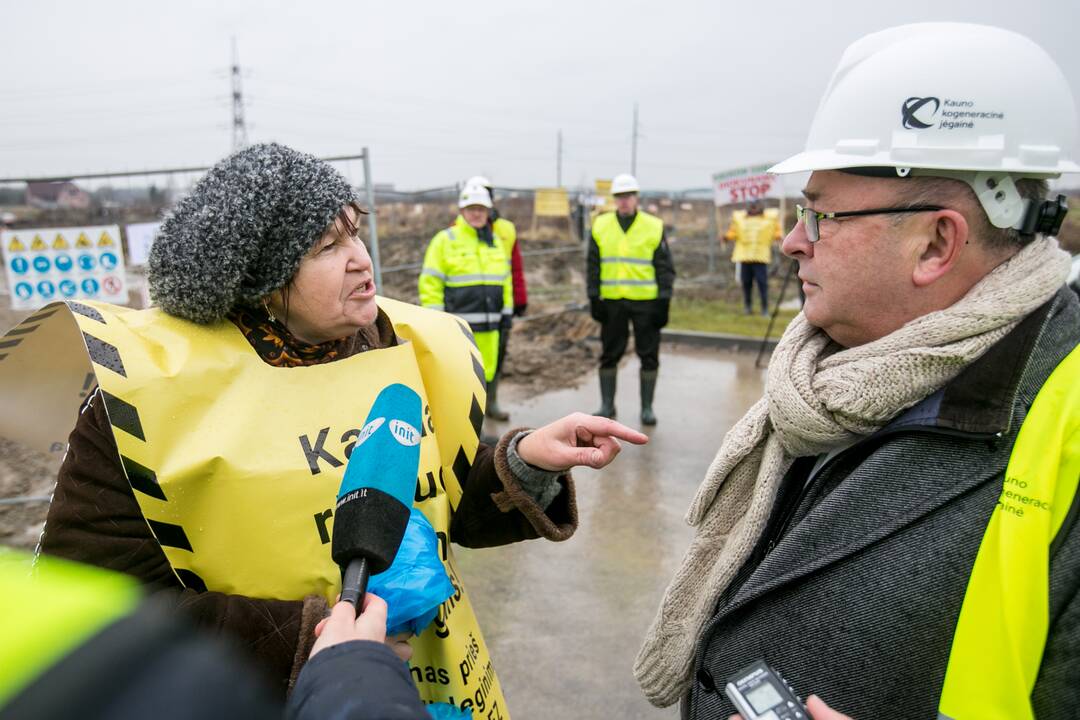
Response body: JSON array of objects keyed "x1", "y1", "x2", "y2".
[{"x1": 795, "y1": 204, "x2": 944, "y2": 243}]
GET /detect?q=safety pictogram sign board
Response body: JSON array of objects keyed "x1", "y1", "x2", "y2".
[{"x1": 2, "y1": 225, "x2": 128, "y2": 310}]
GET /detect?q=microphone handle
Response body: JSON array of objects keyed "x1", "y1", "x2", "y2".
[{"x1": 341, "y1": 557, "x2": 370, "y2": 609}]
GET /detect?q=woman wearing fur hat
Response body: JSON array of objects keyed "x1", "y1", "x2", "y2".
[{"x1": 29, "y1": 143, "x2": 645, "y2": 708}]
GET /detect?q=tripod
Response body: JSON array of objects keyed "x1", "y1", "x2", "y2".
[{"x1": 754, "y1": 259, "x2": 799, "y2": 369}]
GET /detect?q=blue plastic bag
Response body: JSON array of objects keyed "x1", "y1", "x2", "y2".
[
  {"x1": 427, "y1": 703, "x2": 473, "y2": 719},
  {"x1": 367, "y1": 507, "x2": 455, "y2": 637}
]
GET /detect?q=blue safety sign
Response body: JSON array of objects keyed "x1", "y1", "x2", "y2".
[{"x1": 3, "y1": 225, "x2": 125, "y2": 310}]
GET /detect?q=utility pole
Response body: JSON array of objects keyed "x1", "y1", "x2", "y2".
[
  {"x1": 556, "y1": 130, "x2": 563, "y2": 187},
  {"x1": 231, "y1": 37, "x2": 248, "y2": 151},
  {"x1": 631, "y1": 102, "x2": 639, "y2": 175}
]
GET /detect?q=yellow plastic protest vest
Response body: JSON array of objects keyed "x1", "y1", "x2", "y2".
[
  {"x1": 938, "y1": 344, "x2": 1080, "y2": 720},
  {"x1": 0, "y1": 297, "x2": 511, "y2": 719},
  {"x1": 592, "y1": 211, "x2": 663, "y2": 300}
]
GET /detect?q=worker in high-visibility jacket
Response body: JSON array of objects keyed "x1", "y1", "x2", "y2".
[
  {"x1": 725, "y1": 198, "x2": 782, "y2": 315},
  {"x1": 419, "y1": 185, "x2": 513, "y2": 410},
  {"x1": 586, "y1": 173, "x2": 676, "y2": 426},
  {"x1": 465, "y1": 175, "x2": 528, "y2": 422}
]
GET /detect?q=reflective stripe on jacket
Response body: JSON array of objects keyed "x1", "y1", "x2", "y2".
[
  {"x1": 592, "y1": 211, "x2": 664, "y2": 300},
  {"x1": 938, "y1": 342, "x2": 1080, "y2": 720},
  {"x1": 419, "y1": 215, "x2": 512, "y2": 333}
]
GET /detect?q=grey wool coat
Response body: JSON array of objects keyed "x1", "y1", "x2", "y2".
[{"x1": 684, "y1": 287, "x2": 1080, "y2": 720}]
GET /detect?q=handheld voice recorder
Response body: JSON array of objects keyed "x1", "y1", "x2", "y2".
[{"x1": 724, "y1": 659, "x2": 808, "y2": 720}]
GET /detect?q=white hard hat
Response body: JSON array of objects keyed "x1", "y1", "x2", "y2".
[
  {"x1": 611, "y1": 173, "x2": 640, "y2": 195},
  {"x1": 769, "y1": 23, "x2": 1079, "y2": 229},
  {"x1": 466, "y1": 175, "x2": 492, "y2": 189},
  {"x1": 458, "y1": 185, "x2": 492, "y2": 209}
]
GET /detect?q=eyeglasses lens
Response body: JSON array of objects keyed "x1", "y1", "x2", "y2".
[{"x1": 797, "y1": 205, "x2": 819, "y2": 243}]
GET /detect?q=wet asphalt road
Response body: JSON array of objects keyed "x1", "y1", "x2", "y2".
[{"x1": 457, "y1": 345, "x2": 767, "y2": 720}]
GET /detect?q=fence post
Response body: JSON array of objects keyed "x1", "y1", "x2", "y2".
[
  {"x1": 362, "y1": 147, "x2": 381, "y2": 290},
  {"x1": 707, "y1": 201, "x2": 718, "y2": 276}
]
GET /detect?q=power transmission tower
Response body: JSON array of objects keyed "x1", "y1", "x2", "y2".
[
  {"x1": 231, "y1": 38, "x2": 248, "y2": 151},
  {"x1": 556, "y1": 130, "x2": 563, "y2": 187},
  {"x1": 631, "y1": 102, "x2": 639, "y2": 175}
]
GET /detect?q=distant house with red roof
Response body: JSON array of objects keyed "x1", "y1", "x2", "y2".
[{"x1": 26, "y1": 181, "x2": 91, "y2": 209}]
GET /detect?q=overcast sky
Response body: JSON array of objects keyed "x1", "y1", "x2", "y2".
[{"x1": 3, "y1": 0, "x2": 1078, "y2": 191}]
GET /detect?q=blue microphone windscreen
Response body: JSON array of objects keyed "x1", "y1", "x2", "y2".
[{"x1": 337, "y1": 383, "x2": 422, "y2": 509}]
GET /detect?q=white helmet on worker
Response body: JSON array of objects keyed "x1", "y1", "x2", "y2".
[
  {"x1": 611, "y1": 173, "x2": 641, "y2": 195},
  {"x1": 465, "y1": 175, "x2": 493, "y2": 190},
  {"x1": 769, "y1": 23, "x2": 1077, "y2": 233},
  {"x1": 458, "y1": 185, "x2": 493, "y2": 209}
]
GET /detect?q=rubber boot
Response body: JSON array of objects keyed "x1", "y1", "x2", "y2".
[
  {"x1": 594, "y1": 368, "x2": 617, "y2": 418},
  {"x1": 485, "y1": 378, "x2": 510, "y2": 421},
  {"x1": 640, "y1": 369, "x2": 658, "y2": 426}
]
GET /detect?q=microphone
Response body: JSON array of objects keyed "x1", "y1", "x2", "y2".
[{"x1": 332, "y1": 383, "x2": 423, "y2": 608}]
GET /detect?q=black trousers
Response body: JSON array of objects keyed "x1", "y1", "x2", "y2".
[
  {"x1": 599, "y1": 299, "x2": 660, "y2": 371},
  {"x1": 740, "y1": 262, "x2": 769, "y2": 312},
  {"x1": 494, "y1": 316, "x2": 511, "y2": 378}
]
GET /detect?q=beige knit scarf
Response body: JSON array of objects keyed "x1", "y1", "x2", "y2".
[{"x1": 634, "y1": 237, "x2": 1072, "y2": 707}]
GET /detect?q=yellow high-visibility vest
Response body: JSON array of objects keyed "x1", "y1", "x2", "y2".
[
  {"x1": 593, "y1": 211, "x2": 663, "y2": 301},
  {"x1": 938, "y1": 343, "x2": 1080, "y2": 720},
  {"x1": 725, "y1": 211, "x2": 780, "y2": 265},
  {"x1": 0, "y1": 549, "x2": 140, "y2": 707},
  {"x1": 493, "y1": 217, "x2": 516, "y2": 256}
]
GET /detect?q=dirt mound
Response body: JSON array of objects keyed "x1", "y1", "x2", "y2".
[
  {"x1": 501, "y1": 308, "x2": 597, "y2": 394},
  {"x1": 0, "y1": 438, "x2": 58, "y2": 550}
]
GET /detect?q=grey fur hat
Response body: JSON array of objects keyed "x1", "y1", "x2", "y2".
[{"x1": 148, "y1": 143, "x2": 360, "y2": 323}]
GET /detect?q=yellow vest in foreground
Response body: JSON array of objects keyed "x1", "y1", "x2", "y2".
[
  {"x1": 0, "y1": 298, "x2": 510, "y2": 719},
  {"x1": 939, "y1": 343, "x2": 1080, "y2": 720}
]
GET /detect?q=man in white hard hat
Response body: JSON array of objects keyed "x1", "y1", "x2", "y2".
[
  {"x1": 419, "y1": 185, "x2": 513, "y2": 398},
  {"x1": 636, "y1": 23, "x2": 1079, "y2": 719},
  {"x1": 586, "y1": 173, "x2": 676, "y2": 425},
  {"x1": 464, "y1": 175, "x2": 527, "y2": 422}
]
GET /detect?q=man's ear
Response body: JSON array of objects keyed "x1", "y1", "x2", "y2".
[{"x1": 912, "y1": 209, "x2": 968, "y2": 287}]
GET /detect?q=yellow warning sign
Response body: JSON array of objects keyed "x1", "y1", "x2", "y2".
[
  {"x1": 7, "y1": 236, "x2": 25, "y2": 252},
  {"x1": 533, "y1": 188, "x2": 570, "y2": 217},
  {"x1": 53, "y1": 233, "x2": 69, "y2": 250},
  {"x1": 76, "y1": 232, "x2": 92, "y2": 248},
  {"x1": 31, "y1": 235, "x2": 48, "y2": 251},
  {"x1": 594, "y1": 179, "x2": 616, "y2": 213},
  {"x1": 98, "y1": 231, "x2": 114, "y2": 247}
]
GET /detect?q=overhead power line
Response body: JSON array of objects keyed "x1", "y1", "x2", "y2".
[{"x1": 231, "y1": 38, "x2": 248, "y2": 150}]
